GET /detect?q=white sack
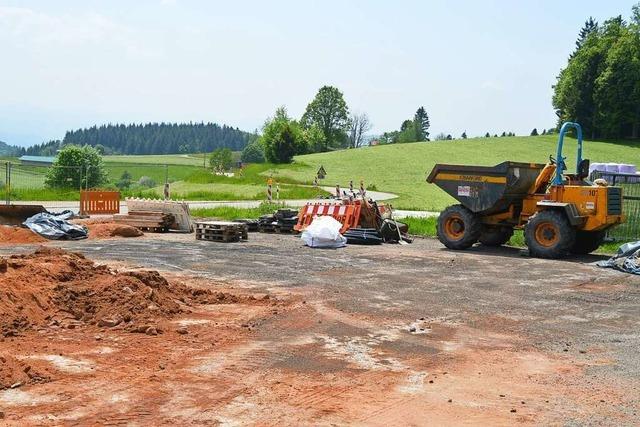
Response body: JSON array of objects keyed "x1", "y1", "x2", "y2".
[{"x1": 301, "y1": 216, "x2": 347, "y2": 248}]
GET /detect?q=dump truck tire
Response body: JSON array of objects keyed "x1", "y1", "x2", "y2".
[
  {"x1": 479, "y1": 226, "x2": 514, "y2": 246},
  {"x1": 437, "y1": 204, "x2": 481, "y2": 250},
  {"x1": 525, "y1": 210, "x2": 575, "y2": 259},
  {"x1": 570, "y1": 230, "x2": 606, "y2": 254}
]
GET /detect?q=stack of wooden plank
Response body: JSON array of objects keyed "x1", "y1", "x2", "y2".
[
  {"x1": 195, "y1": 221, "x2": 249, "y2": 243},
  {"x1": 113, "y1": 211, "x2": 175, "y2": 232}
]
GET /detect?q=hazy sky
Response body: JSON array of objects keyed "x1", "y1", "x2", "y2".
[{"x1": 0, "y1": 0, "x2": 636, "y2": 146}]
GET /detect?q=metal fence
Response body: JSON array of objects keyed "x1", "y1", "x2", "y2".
[
  {"x1": 592, "y1": 171, "x2": 640, "y2": 241},
  {"x1": 1, "y1": 161, "x2": 176, "y2": 210}
]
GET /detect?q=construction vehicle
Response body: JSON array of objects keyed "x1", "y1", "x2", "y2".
[
  {"x1": 427, "y1": 122, "x2": 624, "y2": 258},
  {"x1": 0, "y1": 204, "x2": 46, "y2": 226}
]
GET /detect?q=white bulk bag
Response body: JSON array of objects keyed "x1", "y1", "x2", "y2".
[{"x1": 301, "y1": 216, "x2": 347, "y2": 248}]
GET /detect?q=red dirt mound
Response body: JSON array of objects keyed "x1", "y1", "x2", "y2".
[
  {"x1": 86, "y1": 222, "x2": 144, "y2": 239},
  {"x1": 0, "y1": 354, "x2": 52, "y2": 390},
  {"x1": 0, "y1": 247, "x2": 245, "y2": 338},
  {"x1": 0, "y1": 225, "x2": 46, "y2": 245}
]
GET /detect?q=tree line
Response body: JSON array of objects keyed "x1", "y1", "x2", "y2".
[
  {"x1": 26, "y1": 122, "x2": 255, "y2": 156},
  {"x1": 0, "y1": 140, "x2": 23, "y2": 157},
  {"x1": 553, "y1": 4, "x2": 640, "y2": 139}
]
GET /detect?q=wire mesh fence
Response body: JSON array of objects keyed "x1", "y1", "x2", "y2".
[
  {"x1": 592, "y1": 170, "x2": 640, "y2": 241},
  {"x1": 1, "y1": 161, "x2": 178, "y2": 210},
  {"x1": 1, "y1": 161, "x2": 86, "y2": 209}
]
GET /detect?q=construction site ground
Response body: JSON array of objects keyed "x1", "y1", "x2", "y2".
[{"x1": 1, "y1": 231, "x2": 639, "y2": 426}]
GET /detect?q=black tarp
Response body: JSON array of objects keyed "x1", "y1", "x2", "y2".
[
  {"x1": 23, "y1": 211, "x2": 88, "y2": 240},
  {"x1": 596, "y1": 241, "x2": 640, "y2": 275}
]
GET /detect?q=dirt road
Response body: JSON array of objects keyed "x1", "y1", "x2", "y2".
[{"x1": 1, "y1": 234, "x2": 639, "y2": 425}]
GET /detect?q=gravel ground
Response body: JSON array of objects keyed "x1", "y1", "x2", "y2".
[{"x1": 1, "y1": 233, "x2": 638, "y2": 425}]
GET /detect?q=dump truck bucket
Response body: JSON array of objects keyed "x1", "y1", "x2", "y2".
[
  {"x1": 0, "y1": 204, "x2": 47, "y2": 226},
  {"x1": 427, "y1": 161, "x2": 545, "y2": 215}
]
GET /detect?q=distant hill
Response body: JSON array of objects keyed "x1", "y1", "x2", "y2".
[{"x1": 26, "y1": 122, "x2": 256, "y2": 156}]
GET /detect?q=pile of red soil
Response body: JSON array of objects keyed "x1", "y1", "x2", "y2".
[
  {"x1": 86, "y1": 222, "x2": 144, "y2": 239},
  {"x1": 0, "y1": 225, "x2": 46, "y2": 245},
  {"x1": 0, "y1": 354, "x2": 52, "y2": 390},
  {"x1": 0, "y1": 247, "x2": 242, "y2": 338}
]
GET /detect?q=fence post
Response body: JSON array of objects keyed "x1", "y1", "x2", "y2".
[
  {"x1": 5, "y1": 162, "x2": 10, "y2": 206},
  {"x1": 79, "y1": 165, "x2": 85, "y2": 215}
]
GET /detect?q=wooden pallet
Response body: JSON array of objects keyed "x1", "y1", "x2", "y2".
[{"x1": 195, "y1": 221, "x2": 248, "y2": 242}]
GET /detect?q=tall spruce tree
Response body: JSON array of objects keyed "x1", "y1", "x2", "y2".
[
  {"x1": 413, "y1": 107, "x2": 430, "y2": 140},
  {"x1": 573, "y1": 17, "x2": 599, "y2": 56}
]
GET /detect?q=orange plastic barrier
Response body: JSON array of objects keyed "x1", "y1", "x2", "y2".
[
  {"x1": 295, "y1": 201, "x2": 362, "y2": 234},
  {"x1": 80, "y1": 190, "x2": 120, "y2": 215}
]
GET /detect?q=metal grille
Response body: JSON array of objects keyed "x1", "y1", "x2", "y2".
[{"x1": 607, "y1": 187, "x2": 622, "y2": 215}]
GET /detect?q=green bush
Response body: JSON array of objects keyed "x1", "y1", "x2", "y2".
[
  {"x1": 45, "y1": 145, "x2": 107, "y2": 189},
  {"x1": 241, "y1": 141, "x2": 265, "y2": 163}
]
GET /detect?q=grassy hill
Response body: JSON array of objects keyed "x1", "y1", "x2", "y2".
[{"x1": 270, "y1": 135, "x2": 640, "y2": 211}]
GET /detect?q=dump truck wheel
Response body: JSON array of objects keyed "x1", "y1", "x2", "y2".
[
  {"x1": 525, "y1": 210, "x2": 575, "y2": 259},
  {"x1": 437, "y1": 205, "x2": 481, "y2": 250},
  {"x1": 570, "y1": 231, "x2": 606, "y2": 254},
  {"x1": 479, "y1": 226, "x2": 514, "y2": 246}
]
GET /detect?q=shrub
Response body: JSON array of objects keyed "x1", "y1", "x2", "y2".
[
  {"x1": 241, "y1": 141, "x2": 265, "y2": 163},
  {"x1": 45, "y1": 145, "x2": 107, "y2": 189},
  {"x1": 137, "y1": 176, "x2": 157, "y2": 188}
]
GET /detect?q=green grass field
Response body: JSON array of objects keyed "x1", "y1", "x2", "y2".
[
  {"x1": 103, "y1": 152, "x2": 240, "y2": 166},
  {"x1": 5, "y1": 135, "x2": 639, "y2": 208},
  {"x1": 269, "y1": 135, "x2": 640, "y2": 211},
  {"x1": 4, "y1": 157, "x2": 329, "y2": 201},
  {"x1": 191, "y1": 202, "x2": 288, "y2": 220}
]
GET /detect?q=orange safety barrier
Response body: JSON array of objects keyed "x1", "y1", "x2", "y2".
[
  {"x1": 80, "y1": 190, "x2": 121, "y2": 215},
  {"x1": 295, "y1": 201, "x2": 362, "y2": 234}
]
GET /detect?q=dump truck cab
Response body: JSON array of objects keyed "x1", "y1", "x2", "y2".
[{"x1": 427, "y1": 122, "x2": 624, "y2": 258}]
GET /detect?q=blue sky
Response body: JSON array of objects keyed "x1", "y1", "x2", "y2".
[{"x1": 0, "y1": 0, "x2": 637, "y2": 146}]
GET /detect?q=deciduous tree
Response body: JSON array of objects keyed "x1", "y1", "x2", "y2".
[
  {"x1": 45, "y1": 145, "x2": 107, "y2": 189},
  {"x1": 262, "y1": 107, "x2": 306, "y2": 164},
  {"x1": 209, "y1": 147, "x2": 233, "y2": 172},
  {"x1": 301, "y1": 86, "x2": 350, "y2": 151},
  {"x1": 348, "y1": 113, "x2": 372, "y2": 148}
]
